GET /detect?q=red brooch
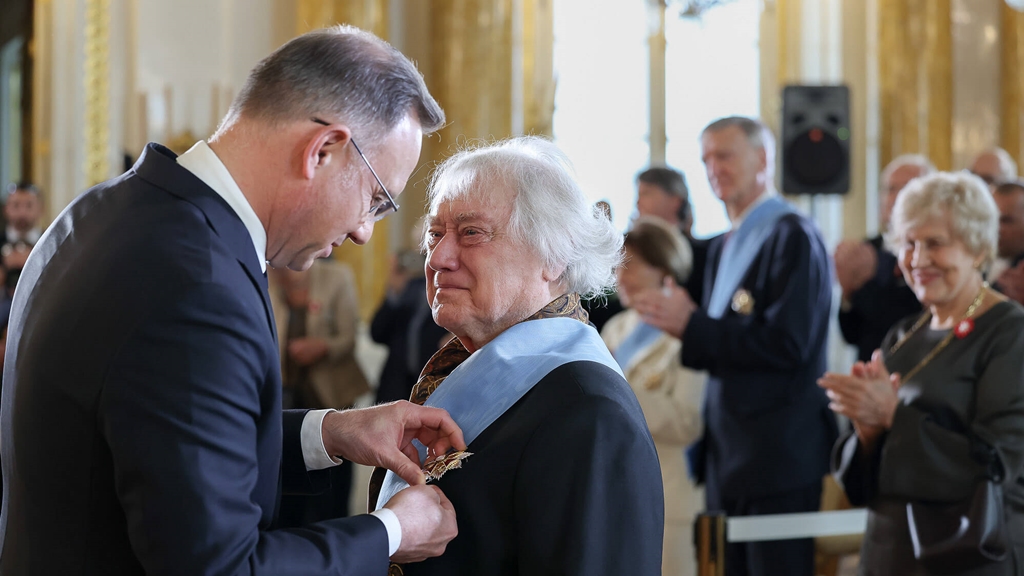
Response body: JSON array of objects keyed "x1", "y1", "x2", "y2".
[{"x1": 954, "y1": 318, "x2": 975, "y2": 339}]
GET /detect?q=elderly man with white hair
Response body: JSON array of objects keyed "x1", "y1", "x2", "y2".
[
  {"x1": 836, "y1": 154, "x2": 934, "y2": 362},
  {"x1": 367, "y1": 136, "x2": 664, "y2": 576}
]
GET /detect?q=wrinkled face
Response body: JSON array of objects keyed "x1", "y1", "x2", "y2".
[
  {"x1": 635, "y1": 181, "x2": 682, "y2": 225},
  {"x1": 424, "y1": 184, "x2": 558, "y2": 351},
  {"x1": 616, "y1": 247, "x2": 665, "y2": 308},
  {"x1": 271, "y1": 114, "x2": 423, "y2": 271},
  {"x1": 996, "y1": 189, "x2": 1024, "y2": 259},
  {"x1": 881, "y1": 164, "x2": 927, "y2": 229},
  {"x1": 701, "y1": 125, "x2": 767, "y2": 211},
  {"x1": 896, "y1": 214, "x2": 983, "y2": 310},
  {"x1": 4, "y1": 191, "x2": 41, "y2": 233}
]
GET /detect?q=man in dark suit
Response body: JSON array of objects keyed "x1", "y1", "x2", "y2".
[
  {"x1": 835, "y1": 155, "x2": 931, "y2": 362},
  {"x1": 0, "y1": 182, "x2": 43, "y2": 295},
  {"x1": 991, "y1": 179, "x2": 1024, "y2": 304},
  {"x1": 0, "y1": 26, "x2": 465, "y2": 575},
  {"x1": 635, "y1": 116, "x2": 838, "y2": 576},
  {"x1": 635, "y1": 166, "x2": 710, "y2": 308}
]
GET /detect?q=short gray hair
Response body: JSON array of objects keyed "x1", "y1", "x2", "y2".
[
  {"x1": 702, "y1": 116, "x2": 776, "y2": 180},
  {"x1": 424, "y1": 137, "x2": 623, "y2": 299},
  {"x1": 885, "y1": 172, "x2": 999, "y2": 270},
  {"x1": 880, "y1": 154, "x2": 936, "y2": 187},
  {"x1": 223, "y1": 25, "x2": 444, "y2": 146}
]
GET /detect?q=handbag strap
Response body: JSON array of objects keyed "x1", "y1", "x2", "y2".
[{"x1": 968, "y1": 435, "x2": 1005, "y2": 482}]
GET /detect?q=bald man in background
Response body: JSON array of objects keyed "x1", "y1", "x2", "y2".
[{"x1": 969, "y1": 147, "x2": 1017, "y2": 188}]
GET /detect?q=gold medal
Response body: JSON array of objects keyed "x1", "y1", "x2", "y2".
[{"x1": 423, "y1": 450, "x2": 472, "y2": 482}]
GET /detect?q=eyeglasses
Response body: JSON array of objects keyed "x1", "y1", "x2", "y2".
[{"x1": 312, "y1": 118, "x2": 399, "y2": 222}]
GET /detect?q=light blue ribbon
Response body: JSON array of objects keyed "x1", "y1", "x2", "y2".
[
  {"x1": 612, "y1": 321, "x2": 662, "y2": 371},
  {"x1": 374, "y1": 317, "x2": 622, "y2": 510},
  {"x1": 706, "y1": 196, "x2": 795, "y2": 319}
]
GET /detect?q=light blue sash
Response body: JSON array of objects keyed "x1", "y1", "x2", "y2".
[
  {"x1": 612, "y1": 321, "x2": 661, "y2": 371},
  {"x1": 374, "y1": 317, "x2": 623, "y2": 510},
  {"x1": 706, "y1": 196, "x2": 795, "y2": 319}
]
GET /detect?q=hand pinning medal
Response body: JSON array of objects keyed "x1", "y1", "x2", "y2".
[{"x1": 423, "y1": 450, "x2": 472, "y2": 482}]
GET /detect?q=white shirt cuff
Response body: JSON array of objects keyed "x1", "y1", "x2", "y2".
[
  {"x1": 300, "y1": 409, "x2": 342, "y2": 471},
  {"x1": 369, "y1": 508, "x2": 403, "y2": 557}
]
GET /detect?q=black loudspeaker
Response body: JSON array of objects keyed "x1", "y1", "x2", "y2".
[{"x1": 781, "y1": 85, "x2": 850, "y2": 195}]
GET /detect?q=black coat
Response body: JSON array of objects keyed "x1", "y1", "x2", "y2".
[
  {"x1": 838, "y1": 235, "x2": 921, "y2": 362},
  {"x1": 401, "y1": 360, "x2": 664, "y2": 576},
  {"x1": 682, "y1": 212, "x2": 839, "y2": 501},
  {"x1": 0, "y1": 143, "x2": 388, "y2": 575}
]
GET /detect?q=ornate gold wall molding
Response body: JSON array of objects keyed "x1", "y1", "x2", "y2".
[
  {"x1": 878, "y1": 0, "x2": 952, "y2": 170},
  {"x1": 924, "y1": 0, "x2": 952, "y2": 170},
  {"x1": 31, "y1": 0, "x2": 52, "y2": 197},
  {"x1": 84, "y1": 0, "x2": 111, "y2": 186},
  {"x1": 1001, "y1": 2, "x2": 1024, "y2": 166}
]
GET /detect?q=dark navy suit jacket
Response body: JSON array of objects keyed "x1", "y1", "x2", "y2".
[
  {"x1": 0, "y1": 144, "x2": 388, "y2": 575},
  {"x1": 399, "y1": 361, "x2": 664, "y2": 576},
  {"x1": 682, "y1": 211, "x2": 839, "y2": 501}
]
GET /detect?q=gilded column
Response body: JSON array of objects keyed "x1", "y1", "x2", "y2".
[
  {"x1": 1001, "y1": 3, "x2": 1024, "y2": 166},
  {"x1": 31, "y1": 0, "x2": 53, "y2": 202},
  {"x1": 521, "y1": 0, "x2": 554, "y2": 137},
  {"x1": 648, "y1": 0, "x2": 666, "y2": 165},
  {"x1": 878, "y1": 0, "x2": 954, "y2": 170},
  {"x1": 924, "y1": 0, "x2": 952, "y2": 170},
  {"x1": 84, "y1": 0, "x2": 111, "y2": 187},
  {"x1": 295, "y1": 0, "x2": 392, "y2": 320}
]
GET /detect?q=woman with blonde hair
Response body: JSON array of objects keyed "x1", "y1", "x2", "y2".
[{"x1": 821, "y1": 172, "x2": 1024, "y2": 575}]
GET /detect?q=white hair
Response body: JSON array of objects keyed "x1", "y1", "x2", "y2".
[
  {"x1": 880, "y1": 154, "x2": 936, "y2": 187},
  {"x1": 424, "y1": 137, "x2": 623, "y2": 299},
  {"x1": 885, "y1": 171, "x2": 999, "y2": 270},
  {"x1": 972, "y1": 147, "x2": 1018, "y2": 180}
]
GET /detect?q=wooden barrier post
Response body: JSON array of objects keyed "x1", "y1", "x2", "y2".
[{"x1": 695, "y1": 512, "x2": 726, "y2": 576}]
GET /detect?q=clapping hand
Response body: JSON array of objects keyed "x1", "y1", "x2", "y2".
[
  {"x1": 834, "y1": 240, "x2": 877, "y2": 300},
  {"x1": 818, "y1": 350, "x2": 900, "y2": 447}
]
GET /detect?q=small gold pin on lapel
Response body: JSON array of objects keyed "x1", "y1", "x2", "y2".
[{"x1": 731, "y1": 289, "x2": 755, "y2": 316}]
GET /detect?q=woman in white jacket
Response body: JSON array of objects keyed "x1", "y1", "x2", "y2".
[{"x1": 602, "y1": 216, "x2": 707, "y2": 576}]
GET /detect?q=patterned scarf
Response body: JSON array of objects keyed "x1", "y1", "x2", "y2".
[{"x1": 368, "y1": 293, "x2": 589, "y2": 574}]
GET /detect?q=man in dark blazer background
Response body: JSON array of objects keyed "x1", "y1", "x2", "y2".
[
  {"x1": 835, "y1": 154, "x2": 931, "y2": 362},
  {"x1": 0, "y1": 26, "x2": 465, "y2": 575},
  {"x1": 635, "y1": 116, "x2": 838, "y2": 576}
]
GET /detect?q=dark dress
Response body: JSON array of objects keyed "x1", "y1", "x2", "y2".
[{"x1": 833, "y1": 300, "x2": 1024, "y2": 575}]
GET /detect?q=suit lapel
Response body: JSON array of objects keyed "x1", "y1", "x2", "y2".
[{"x1": 132, "y1": 143, "x2": 276, "y2": 339}]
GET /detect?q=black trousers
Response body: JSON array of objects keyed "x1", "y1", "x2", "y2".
[{"x1": 706, "y1": 481, "x2": 822, "y2": 576}]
